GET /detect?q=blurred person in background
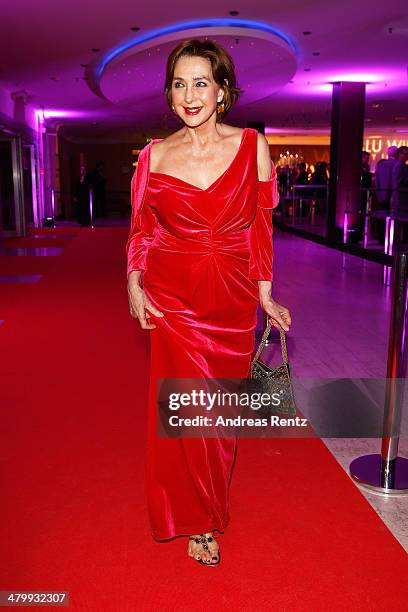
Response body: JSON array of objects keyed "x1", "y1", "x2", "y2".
[
  {"x1": 74, "y1": 165, "x2": 91, "y2": 226},
  {"x1": 87, "y1": 161, "x2": 107, "y2": 218},
  {"x1": 372, "y1": 146, "x2": 398, "y2": 242},
  {"x1": 295, "y1": 162, "x2": 310, "y2": 217},
  {"x1": 296, "y1": 161, "x2": 309, "y2": 187},
  {"x1": 361, "y1": 151, "x2": 372, "y2": 189},
  {"x1": 376, "y1": 145, "x2": 398, "y2": 209},
  {"x1": 310, "y1": 161, "x2": 328, "y2": 216},
  {"x1": 391, "y1": 146, "x2": 408, "y2": 249}
]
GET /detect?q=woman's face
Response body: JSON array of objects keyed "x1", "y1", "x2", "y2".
[{"x1": 171, "y1": 55, "x2": 224, "y2": 126}]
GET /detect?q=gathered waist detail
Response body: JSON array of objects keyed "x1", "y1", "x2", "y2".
[{"x1": 152, "y1": 226, "x2": 249, "y2": 255}]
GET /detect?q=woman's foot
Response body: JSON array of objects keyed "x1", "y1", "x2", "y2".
[{"x1": 188, "y1": 532, "x2": 220, "y2": 565}]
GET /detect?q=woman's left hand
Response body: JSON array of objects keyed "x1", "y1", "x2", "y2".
[{"x1": 258, "y1": 281, "x2": 292, "y2": 332}]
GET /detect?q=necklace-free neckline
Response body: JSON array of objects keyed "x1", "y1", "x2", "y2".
[{"x1": 148, "y1": 128, "x2": 249, "y2": 192}]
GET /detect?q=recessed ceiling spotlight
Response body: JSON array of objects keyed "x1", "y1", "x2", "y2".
[
  {"x1": 371, "y1": 103, "x2": 382, "y2": 108},
  {"x1": 91, "y1": 48, "x2": 100, "y2": 53},
  {"x1": 312, "y1": 52, "x2": 320, "y2": 56},
  {"x1": 229, "y1": 10, "x2": 239, "y2": 16},
  {"x1": 302, "y1": 31, "x2": 312, "y2": 35},
  {"x1": 130, "y1": 26, "x2": 140, "y2": 31},
  {"x1": 80, "y1": 63, "x2": 88, "y2": 68},
  {"x1": 304, "y1": 68, "x2": 311, "y2": 71}
]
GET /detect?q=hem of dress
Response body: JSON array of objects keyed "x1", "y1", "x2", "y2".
[{"x1": 150, "y1": 518, "x2": 230, "y2": 542}]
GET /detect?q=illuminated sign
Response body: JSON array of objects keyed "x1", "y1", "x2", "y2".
[{"x1": 364, "y1": 134, "x2": 407, "y2": 169}]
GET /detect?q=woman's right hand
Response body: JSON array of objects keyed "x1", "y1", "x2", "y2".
[{"x1": 127, "y1": 271, "x2": 164, "y2": 329}]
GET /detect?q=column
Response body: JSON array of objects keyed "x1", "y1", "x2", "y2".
[{"x1": 327, "y1": 82, "x2": 366, "y2": 242}]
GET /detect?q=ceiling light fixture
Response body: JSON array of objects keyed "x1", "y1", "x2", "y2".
[
  {"x1": 94, "y1": 18, "x2": 297, "y2": 83},
  {"x1": 302, "y1": 31, "x2": 312, "y2": 35}
]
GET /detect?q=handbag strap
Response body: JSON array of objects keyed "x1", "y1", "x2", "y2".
[{"x1": 252, "y1": 320, "x2": 288, "y2": 366}]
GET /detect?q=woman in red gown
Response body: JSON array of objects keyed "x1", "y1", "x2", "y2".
[{"x1": 126, "y1": 39, "x2": 291, "y2": 566}]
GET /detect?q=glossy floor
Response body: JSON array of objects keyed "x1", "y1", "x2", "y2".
[{"x1": 264, "y1": 230, "x2": 408, "y2": 551}]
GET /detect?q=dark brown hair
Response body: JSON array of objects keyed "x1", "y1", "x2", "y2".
[{"x1": 164, "y1": 38, "x2": 242, "y2": 122}]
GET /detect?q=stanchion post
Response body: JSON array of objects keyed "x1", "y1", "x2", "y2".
[
  {"x1": 384, "y1": 216, "x2": 391, "y2": 255},
  {"x1": 343, "y1": 190, "x2": 350, "y2": 244},
  {"x1": 51, "y1": 188, "x2": 56, "y2": 227},
  {"x1": 349, "y1": 252, "x2": 408, "y2": 494},
  {"x1": 363, "y1": 189, "x2": 370, "y2": 248},
  {"x1": 89, "y1": 186, "x2": 94, "y2": 229},
  {"x1": 343, "y1": 212, "x2": 349, "y2": 244},
  {"x1": 380, "y1": 253, "x2": 408, "y2": 488}
]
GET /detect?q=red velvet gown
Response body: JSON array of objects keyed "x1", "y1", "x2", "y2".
[{"x1": 126, "y1": 127, "x2": 279, "y2": 540}]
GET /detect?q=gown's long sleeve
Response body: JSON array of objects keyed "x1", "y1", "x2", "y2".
[
  {"x1": 248, "y1": 162, "x2": 280, "y2": 281},
  {"x1": 126, "y1": 196, "x2": 157, "y2": 278},
  {"x1": 125, "y1": 144, "x2": 158, "y2": 280}
]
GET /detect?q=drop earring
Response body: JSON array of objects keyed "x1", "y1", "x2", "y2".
[{"x1": 217, "y1": 100, "x2": 225, "y2": 114}]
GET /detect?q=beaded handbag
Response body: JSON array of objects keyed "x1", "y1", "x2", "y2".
[{"x1": 250, "y1": 320, "x2": 297, "y2": 416}]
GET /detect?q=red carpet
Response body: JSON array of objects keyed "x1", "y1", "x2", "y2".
[{"x1": 1, "y1": 227, "x2": 407, "y2": 611}]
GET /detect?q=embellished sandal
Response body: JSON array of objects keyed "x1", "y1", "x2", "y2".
[{"x1": 189, "y1": 533, "x2": 220, "y2": 566}]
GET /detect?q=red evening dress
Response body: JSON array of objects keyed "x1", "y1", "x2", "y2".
[{"x1": 126, "y1": 127, "x2": 279, "y2": 540}]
